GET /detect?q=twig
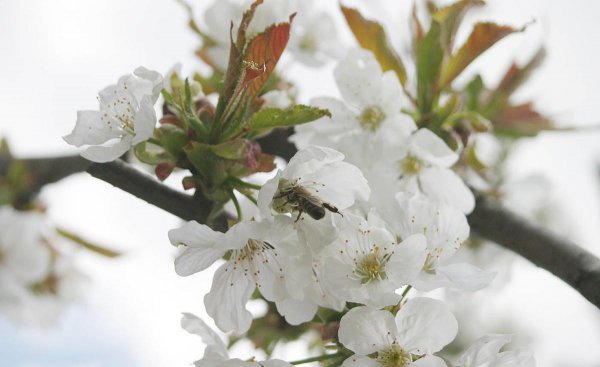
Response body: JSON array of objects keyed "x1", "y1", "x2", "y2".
[
  {"x1": 0, "y1": 154, "x2": 91, "y2": 191},
  {"x1": 468, "y1": 194, "x2": 600, "y2": 308},
  {"x1": 3, "y1": 148, "x2": 600, "y2": 309},
  {"x1": 86, "y1": 160, "x2": 228, "y2": 232},
  {"x1": 256, "y1": 127, "x2": 296, "y2": 161}
]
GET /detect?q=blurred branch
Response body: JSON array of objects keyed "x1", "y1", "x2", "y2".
[
  {"x1": 87, "y1": 160, "x2": 227, "y2": 232},
  {"x1": 256, "y1": 127, "x2": 296, "y2": 161},
  {"x1": 0, "y1": 154, "x2": 91, "y2": 191},
  {"x1": 468, "y1": 195, "x2": 600, "y2": 309},
  {"x1": 4, "y1": 143, "x2": 600, "y2": 309}
]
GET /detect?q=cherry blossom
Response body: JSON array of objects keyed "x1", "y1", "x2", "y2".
[
  {"x1": 320, "y1": 211, "x2": 427, "y2": 308},
  {"x1": 459, "y1": 334, "x2": 536, "y2": 367},
  {"x1": 338, "y1": 298, "x2": 458, "y2": 367},
  {"x1": 63, "y1": 67, "x2": 163, "y2": 162},
  {"x1": 170, "y1": 218, "x2": 316, "y2": 333},
  {"x1": 390, "y1": 194, "x2": 494, "y2": 291},
  {"x1": 291, "y1": 49, "x2": 415, "y2": 158},
  {"x1": 181, "y1": 313, "x2": 294, "y2": 367}
]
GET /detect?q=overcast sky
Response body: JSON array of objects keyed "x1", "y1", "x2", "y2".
[{"x1": 1, "y1": 0, "x2": 600, "y2": 366}]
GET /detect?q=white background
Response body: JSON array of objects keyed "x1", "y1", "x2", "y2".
[{"x1": 1, "y1": 0, "x2": 600, "y2": 366}]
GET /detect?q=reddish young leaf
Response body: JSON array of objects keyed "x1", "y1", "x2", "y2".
[
  {"x1": 341, "y1": 6, "x2": 407, "y2": 86},
  {"x1": 432, "y1": 0, "x2": 485, "y2": 51},
  {"x1": 439, "y1": 22, "x2": 520, "y2": 88},
  {"x1": 220, "y1": 0, "x2": 265, "y2": 111},
  {"x1": 495, "y1": 102, "x2": 552, "y2": 137},
  {"x1": 494, "y1": 47, "x2": 546, "y2": 98},
  {"x1": 155, "y1": 163, "x2": 176, "y2": 182},
  {"x1": 243, "y1": 17, "x2": 294, "y2": 100}
]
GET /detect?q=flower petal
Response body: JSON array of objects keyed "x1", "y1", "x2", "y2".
[
  {"x1": 204, "y1": 264, "x2": 255, "y2": 333},
  {"x1": 409, "y1": 129, "x2": 458, "y2": 167},
  {"x1": 459, "y1": 334, "x2": 512, "y2": 367},
  {"x1": 419, "y1": 167, "x2": 475, "y2": 214},
  {"x1": 341, "y1": 355, "x2": 380, "y2": 367},
  {"x1": 437, "y1": 262, "x2": 496, "y2": 291},
  {"x1": 411, "y1": 355, "x2": 448, "y2": 367},
  {"x1": 339, "y1": 306, "x2": 397, "y2": 355},
  {"x1": 258, "y1": 170, "x2": 282, "y2": 221},
  {"x1": 386, "y1": 233, "x2": 427, "y2": 286},
  {"x1": 334, "y1": 49, "x2": 383, "y2": 108},
  {"x1": 80, "y1": 134, "x2": 133, "y2": 163},
  {"x1": 131, "y1": 95, "x2": 157, "y2": 145},
  {"x1": 133, "y1": 66, "x2": 163, "y2": 102},
  {"x1": 180, "y1": 313, "x2": 229, "y2": 361},
  {"x1": 395, "y1": 297, "x2": 457, "y2": 354},
  {"x1": 275, "y1": 297, "x2": 318, "y2": 326},
  {"x1": 63, "y1": 110, "x2": 121, "y2": 147},
  {"x1": 491, "y1": 349, "x2": 536, "y2": 367}
]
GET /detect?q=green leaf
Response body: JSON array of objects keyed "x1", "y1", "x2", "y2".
[
  {"x1": 443, "y1": 111, "x2": 492, "y2": 132},
  {"x1": 439, "y1": 22, "x2": 520, "y2": 88},
  {"x1": 133, "y1": 142, "x2": 174, "y2": 165},
  {"x1": 184, "y1": 142, "x2": 229, "y2": 185},
  {"x1": 247, "y1": 105, "x2": 330, "y2": 130},
  {"x1": 161, "y1": 89, "x2": 175, "y2": 105},
  {"x1": 432, "y1": 0, "x2": 485, "y2": 51},
  {"x1": 193, "y1": 71, "x2": 225, "y2": 95},
  {"x1": 209, "y1": 139, "x2": 249, "y2": 160},
  {"x1": 341, "y1": 6, "x2": 407, "y2": 86},
  {"x1": 155, "y1": 125, "x2": 189, "y2": 156},
  {"x1": 57, "y1": 227, "x2": 121, "y2": 258},
  {"x1": 416, "y1": 21, "x2": 443, "y2": 113},
  {"x1": 465, "y1": 74, "x2": 484, "y2": 111}
]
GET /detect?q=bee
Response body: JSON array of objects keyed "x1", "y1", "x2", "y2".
[{"x1": 273, "y1": 184, "x2": 341, "y2": 222}]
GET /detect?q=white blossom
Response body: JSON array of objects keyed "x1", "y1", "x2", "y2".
[
  {"x1": 0, "y1": 207, "x2": 51, "y2": 290},
  {"x1": 258, "y1": 145, "x2": 370, "y2": 250},
  {"x1": 169, "y1": 218, "x2": 315, "y2": 333},
  {"x1": 390, "y1": 194, "x2": 494, "y2": 291},
  {"x1": 286, "y1": 1, "x2": 342, "y2": 67},
  {"x1": 320, "y1": 211, "x2": 427, "y2": 308},
  {"x1": 391, "y1": 129, "x2": 475, "y2": 213},
  {"x1": 291, "y1": 49, "x2": 415, "y2": 157},
  {"x1": 202, "y1": 0, "x2": 340, "y2": 69},
  {"x1": 459, "y1": 334, "x2": 535, "y2": 367},
  {"x1": 181, "y1": 313, "x2": 294, "y2": 367},
  {"x1": 64, "y1": 67, "x2": 163, "y2": 162},
  {"x1": 338, "y1": 298, "x2": 458, "y2": 367}
]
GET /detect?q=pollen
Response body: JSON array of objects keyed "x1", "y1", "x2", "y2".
[
  {"x1": 354, "y1": 246, "x2": 389, "y2": 284},
  {"x1": 376, "y1": 344, "x2": 412, "y2": 367},
  {"x1": 358, "y1": 105, "x2": 386, "y2": 131},
  {"x1": 400, "y1": 155, "x2": 424, "y2": 176}
]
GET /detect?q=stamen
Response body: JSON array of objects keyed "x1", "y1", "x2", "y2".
[{"x1": 358, "y1": 105, "x2": 386, "y2": 131}]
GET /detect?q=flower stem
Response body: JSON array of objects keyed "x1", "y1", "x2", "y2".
[
  {"x1": 289, "y1": 353, "x2": 342, "y2": 365},
  {"x1": 400, "y1": 285, "x2": 412, "y2": 302},
  {"x1": 148, "y1": 137, "x2": 161, "y2": 146},
  {"x1": 228, "y1": 190, "x2": 242, "y2": 220}
]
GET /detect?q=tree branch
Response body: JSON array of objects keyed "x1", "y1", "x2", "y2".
[
  {"x1": 86, "y1": 160, "x2": 228, "y2": 232},
  {"x1": 468, "y1": 195, "x2": 600, "y2": 308},
  {"x1": 3, "y1": 149, "x2": 600, "y2": 309},
  {"x1": 0, "y1": 154, "x2": 91, "y2": 191}
]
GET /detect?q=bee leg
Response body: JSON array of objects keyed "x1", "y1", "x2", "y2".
[{"x1": 294, "y1": 210, "x2": 303, "y2": 223}]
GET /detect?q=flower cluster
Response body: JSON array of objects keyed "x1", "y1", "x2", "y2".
[
  {"x1": 52, "y1": 0, "x2": 545, "y2": 364},
  {"x1": 0, "y1": 206, "x2": 87, "y2": 326},
  {"x1": 170, "y1": 136, "x2": 506, "y2": 364}
]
